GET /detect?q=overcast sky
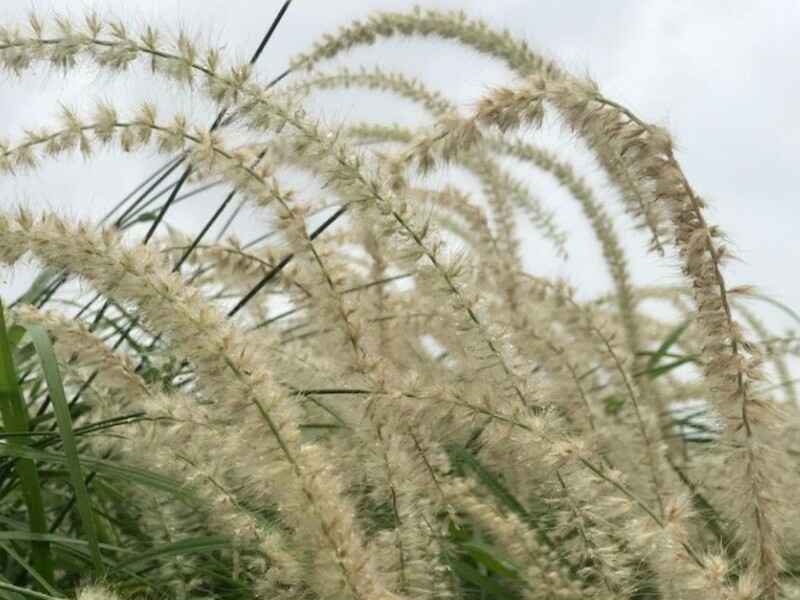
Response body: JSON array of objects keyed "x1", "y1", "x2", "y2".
[{"x1": 1, "y1": 1, "x2": 798, "y2": 338}]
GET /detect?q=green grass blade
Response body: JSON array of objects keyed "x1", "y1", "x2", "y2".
[
  {"x1": 458, "y1": 541, "x2": 520, "y2": 579},
  {"x1": 0, "y1": 444, "x2": 192, "y2": 500},
  {"x1": 0, "y1": 301, "x2": 54, "y2": 586},
  {"x1": 0, "y1": 575, "x2": 25, "y2": 600},
  {"x1": 10, "y1": 267, "x2": 63, "y2": 309},
  {"x1": 0, "y1": 579, "x2": 65, "y2": 600},
  {"x1": 0, "y1": 531, "x2": 127, "y2": 552},
  {"x1": 26, "y1": 323, "x2": 104, "y2": 573},
  {"x1": 113, "y1": 535, "x2": 231, "y2": 571},
  {"x1": 636, "y1": 355, "x2": 699, "y2": 380},
  {"x1": 445, "y1": 555, "x2": 520, "y2": 599},
  {"x1": 643, "y1": 319, "x2": 691, "y2": 372},
  {"x1": 0, "y1": 541, "x2": 61, "y2": 598},
  {"x1": 446, "y1": 444, "x2": 529, "y2": 520}
]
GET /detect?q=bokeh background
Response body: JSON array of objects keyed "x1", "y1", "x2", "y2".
[{"x1": 1, "y1": 1, "x2": 797, "y2": 340}]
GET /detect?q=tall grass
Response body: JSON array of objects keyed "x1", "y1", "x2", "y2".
[{"x1": 0, "y1": 5, "x2": 798, "y2": 599}]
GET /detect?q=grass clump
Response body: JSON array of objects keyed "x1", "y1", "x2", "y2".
[{"x1": 0, "y1": 5, "x2": 798, "y2": 600}]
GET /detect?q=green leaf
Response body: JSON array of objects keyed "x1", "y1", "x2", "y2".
[
  {"x1": 446, "y1": 555, "x2": 519, "y2": 599},
  {"x1": 603, "y1": 394, "x2": 625, "y2": 415},
  {"x1": 634, "y1": 320, "x2": 698, "y2": 380},
  {"x1": 644, "y1": 320, "x2": 691, "y2": 373},
  {"x1": 0, "y1": 301, "x2": 54, "y2": 586},
  {"x1": 113, "y1": 535, "x2": 231, "y2": 571},
  {"x1": 26, "y1": 323, "x2": 104, "y2": 573},
  {"x1": 447, "y1": 519, "x2": 471, "y2": 543},
  {"x1": 445, "y1": 444, "x2": 578, "y2": 578},
  {"x1": 0, "y1": 542, "x2": 61, "y2": 598},
  {"x1": 7, "y1": 325, "x2": 26, "y2": 349},
  {"x1": 446, "y1": 445, "x2": 528, "y2": 520},
  {"x1": 130, "y1": 211, "x2": 158, "y2": 224},
  {"x1": 459, "y1": 541, "x2": 520, "y2": 579},
  {"x1": 636, "y1": 350, "x2": 686, "y2": 360},
  {"x1": 0, "y1": 580, "x2": 65, "y2": 600},
  {"x1": 11, "y1": 267, "x2": 62, "y2": 309},
  {"x1": 0, "y1": 444, "x2": 193, "y2": 500},
  {"x1": 637, "y1": 356, "x2": 698, "y2": 380},
  {"x1": 0, "y1": 531, "x2": 125, "y2": 553}
]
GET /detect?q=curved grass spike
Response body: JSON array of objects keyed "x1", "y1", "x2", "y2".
[
  {"x1": 373, "y1": 62, "x2": 786, "y2": 592},
  {"x1": 0, "y1": 35, "x2": 752, "y2": 592},
  {"x1": 0, "y1": 21, "x2": 581, "y2": 353},
  {"x1": 289, "y1": 8, "x2": 666, "y2": 253},
  {"x1": 30, "y1": 1, "x2": 296, "y2": 419},
  {"x1": 291, "y1": 68, "x2": 571, "y2": 263},
  {"x1": 17, "y1": 1, "x2": 293, "y2": 325},
  {"x1": 1, "y1": 14, "x2": 329, "y2": 322},
  {"x1": 92, "y1": 0, "x2": 295, "y2": 329},
  {"x1": 0, "y1": 204, "x2": 728, "y2": 597},
  {"x1": 139, "y1": 0, "x2": 295, "y2": 247}
]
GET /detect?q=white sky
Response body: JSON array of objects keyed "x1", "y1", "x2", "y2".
[{"x1": 1, "y1": 1, "x2": 798, "y2": 338}]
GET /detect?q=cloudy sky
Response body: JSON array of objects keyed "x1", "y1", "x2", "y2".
[{"x1": 1, "y1": 1, "x2": 798, "y2": 337}]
